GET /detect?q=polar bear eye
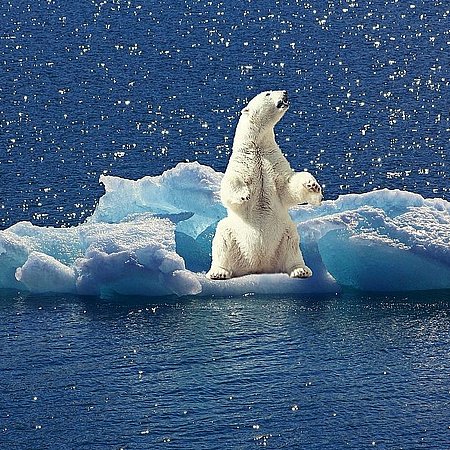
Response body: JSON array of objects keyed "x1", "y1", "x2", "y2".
[{"x1": 265, "y1": 92, "x2": 270, "y2": 96}]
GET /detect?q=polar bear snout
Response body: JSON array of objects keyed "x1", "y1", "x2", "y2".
[{"x1": 276, "y1": 91, "x2": 289, "y2": 109}]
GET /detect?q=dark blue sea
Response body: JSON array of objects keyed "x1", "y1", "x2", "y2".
[{"x1": 1, "y1": 0, "x2": 449, "y2": 448}]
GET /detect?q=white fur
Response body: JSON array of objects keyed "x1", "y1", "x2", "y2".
[{"x1": 207, "y1": 90, "x2": 323, "y2": 280}]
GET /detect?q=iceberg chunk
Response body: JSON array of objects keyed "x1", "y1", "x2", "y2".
[
  {"x1": 91, "y1": 162, "x2": 225, "y2": 238},
  {"x1": 15, "y1": 251, "x2": 76, "y2": 294},
  {"x1": 294, "y1": 190, "x2": 450, "y2": 291},
  {"x1": 0, "y1": 230, "x2": 31, "y2": 290},
  {"x1": 74, "y1": 216, "x2": 202, "y2": 298},
  {"x1": 7, "y1": 214, "x2": 201, "y2": 298}
]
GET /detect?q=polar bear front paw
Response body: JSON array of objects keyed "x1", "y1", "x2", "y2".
[
  {"x1": 303, "y1": 178, "x2": 322, "y2": 194},
  {"x1": 289, "y1": 266, "x2": 313, "y2": 278},
  {"x1": 236, "y1": 186, "x2": 251, "y2": 203},
  {"x1": 206, "y1": 267, "x2": 232, "y2": 280}
]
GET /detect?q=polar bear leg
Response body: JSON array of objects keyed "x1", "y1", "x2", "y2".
[
  {"x1": 277, "y1": 225, "x2": 312, "y2": 278},
  {"x1": 206, "y1": 219, "x2": 238, "y2": 280}
]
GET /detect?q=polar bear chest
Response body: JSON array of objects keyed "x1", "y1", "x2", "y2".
[{"x1": 232, "y1": 152, "x2": 285, "y2": 215}]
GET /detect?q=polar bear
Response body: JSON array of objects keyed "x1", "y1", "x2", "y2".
[{"x1": 206, "y1": 90, "x2": 323, "y2": 280}]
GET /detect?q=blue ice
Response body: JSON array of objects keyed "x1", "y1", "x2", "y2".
[{"x1": 2, "y1": 162, "x2": 450, "y2": 298}]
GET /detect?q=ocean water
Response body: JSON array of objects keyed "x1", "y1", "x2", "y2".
[
  {"x1": 1, "y1": 0, "x2": 450, "y2": 448},
  {"x1": 1, "y1": 291, "x2": 450, "y2": 449}
]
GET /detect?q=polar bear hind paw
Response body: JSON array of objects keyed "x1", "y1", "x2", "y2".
[
  {"x1": 289, "y1": 266, "x2": 312, "y2": 278},
  {"x1": 206, "y1": 267, "x2": 232, "y2": 280}
]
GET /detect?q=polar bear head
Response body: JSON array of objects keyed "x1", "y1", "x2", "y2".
[{"x1": 241, "y1": 90, "x2": 290, "y2": 130}]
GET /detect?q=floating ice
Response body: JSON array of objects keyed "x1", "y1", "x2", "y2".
[
  {"x1": 1, "y1": 162, "x2": 449, "y2": 298},
  {"x1": 16, "y1": 252, "x2": 77, "y2": 294},
  {"x1": 91, "y1": 162, "x2": 225, "y2": 238},
  {"x1": 290, "y1": 189, "x2": 450, "y2": 291}
]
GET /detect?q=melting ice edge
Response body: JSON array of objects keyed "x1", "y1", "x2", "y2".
[{"x1": 3, "y1": 162, "x2": 450, "y2": 298}]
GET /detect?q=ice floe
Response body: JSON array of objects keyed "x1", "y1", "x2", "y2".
[{"x1": 1, "y1": 162, "x2": 449, "y2": 297}]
